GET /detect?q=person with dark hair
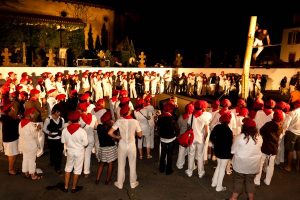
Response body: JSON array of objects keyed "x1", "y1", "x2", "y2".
[
  {"x1": 0, "y1": 103, "x2": 20, "y2": 176},
  {"x1": 61, "y1": 111, "x2": 88, "y2": 193},
  {"x1": 43, "y1": 106, "x2": 65, "y2": 174},
  {"x1": 210, "y1": 112, "x2": 233, "y2": 192},
  {"x1": 253, "y1": 27, "x2": 270, "y2": 61},
  {"x1": 228, "y1": 118, "x2": 262, "y2": 200}
]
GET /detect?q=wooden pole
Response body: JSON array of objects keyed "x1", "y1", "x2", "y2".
[{"x1": 242, "y1": 16, "x2": 257, "y2": 100}]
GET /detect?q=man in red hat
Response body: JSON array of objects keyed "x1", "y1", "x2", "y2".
[{"x1": 61, "y1": 111, "x2": 88, "y2": 193}]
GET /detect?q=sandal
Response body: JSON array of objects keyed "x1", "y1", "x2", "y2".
[
  {"x1": 31, "y1": 174, "x2": 42, "y2": 180},
  {"x1": 147, "y1": 155, "x2": 152, "y2": 159},
  {"x1": 139, "y1": 155, "x2": 143, "y2": 160}
]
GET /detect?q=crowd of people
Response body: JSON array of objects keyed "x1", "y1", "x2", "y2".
[{"x1": 0, "y1": 70, "x2": 299, "y2": 200}]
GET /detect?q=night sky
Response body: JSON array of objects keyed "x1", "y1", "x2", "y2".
[{"x1": 116, "y1": 1, "x2": 297, "y2": 66}]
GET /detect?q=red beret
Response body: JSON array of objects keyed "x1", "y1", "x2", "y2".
[
  {"x1": 21, "y1": 72, "x2": 28, "y2": 78},
  {"x1": 30, "y1": 89, "x2": 40, "y2": 95},
  {"x1": 112, "y1": 90, "x2": 119, "y2": 96},
  {"x1": 163, "y1": 102, "x2": 175, "y2": 113},
  {"x1": 16, "y1": 85, "x2": 23, "y2": 92},
  {"x1": 273, "y1": 109, "x2": 284, "y2": 123},
  {"x1": 283, "y1": 103, "x2": 290, "y2": 113},
  {"x1": 70, "y1": 90, "x2": 77, "y2": 97},
  {"x1": 47, "y1": 89, "x2": 56, "y2": 95},
  {"x1": 253, "y1": 101, "x2": 264, "y2": 110},
  {"x1": 219, "y1": 112, "x2": 232, "y2": 124},
  {"x1": 101, "y1": 110, "x2": 112, "y2": 123},
  {"x1": 78, "y1": 102, "x2": 88, "y2": 112},
  {"x1": 80, "y1": 93, "x2": 90, "y2": 101},
  {"x1": 211, "y1": 100, "x2": 220, "y2": 108},
  {"x1": 275, "y1": 101, "x2": 286, "y2": 110},
  {"x1": 8, "y1": 72, "x2": 15, "y2": 76},
  {"x1": 144, "y1": 94, "x2": 152, "y2": 102},
  {"x1": 56, "y1": 94, "x2": 66, "y2": 101},
  {"x1": 120, "y1": 104, "x2": 130, "y2": 116},
  {"x1": 238, "y1": 107, "x2": 249, "y2": 117},
  {"x1": 265, "y1": 99, "x2": 276, "y2": 108},
  {"x1": 120, "y1": 90, "x2": 128, "y2": 96},
  {"x1": 242, "y1": 118, "x2": 256, "y2": 128},
  {"x1": 135, "y1": 98, "x2": 144, "y2": 107},
  {"x1": 20, "y1": 78, "x2": 28, "y2": 83},
  {"x1": 68, "y1": 110, "x2": 81, "y2": 122},
  {"x1": 237, "y1": 99, "x2": 246, "y2": 107},
  {"x1": 120, "y1": 97, "x2": 130, "y2": 104},
  {"x1": 24, "y1": 107, "x2": 35, "y2": 116},
  {"x1": 19, "y1": 91, "x2": 28, "y2": 99},
  {"x1": 221, "y1": 99, "x2": 231, "y2": 108},
  {"x1": 37, "y1": 78, "x2": 44, "y2": 83},
  {"x1": 293, "y1": 100, "x2": 300, "y2": 109}
]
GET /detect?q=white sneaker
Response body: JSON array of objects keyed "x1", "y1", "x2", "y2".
[
  {"x1": 216, "y1": 186, "x2": 227, "y2": 192},
  {"x1": 198, "y1": 171, "x2": 205, "y2": 178},
  {"x1": 185, "y1": 170, "x2": 192, "y2": 177},
  {"x1": 263, "y1": 179, "x2": 270, "y2": 186},
  {"x1": 131, "y1": 181, "x2": 139, "y2": 189},
  {"x1": 114, "y1": 182, "x2": 123, "y2": 189}
]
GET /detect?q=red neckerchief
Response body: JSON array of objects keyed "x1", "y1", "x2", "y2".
[
  {"x1": 144, "y1": 102, "x2": 151, "y2": 106},
  {"x1": 263, "y1": 108, "x2": 273, "y2": 116},
  {"x1": 212, "y1": 108, "x2": 219, "y2": 112},
  {"x1": 193, "y1": 110, "x2": 203, "y2": 118},
  {"x1": 93, "y1": 105, "x2": 104, "y2": 113},
  {"x1": 135, "y1": 107, "x2": 143, "y2": 111},
  {"x1": 219, "y1": 107, "x2": 229, "y2": 116},
  {"x1": 81, "y1": 113, "x2": 92, "y2": 125},
  {"x1": 67, "y1": 123, "x2": 81, "y2": 135},
  {"x1": 235, "y1": 107, "x2": 241, "y2": 115},
  {"x1": 183, "y1": 113, "x2": 191, "y2": 119},
  {"x1": 161, "y1": 112, "x2": 172, "y2": 117},
  {"x1": 20, "y1": 119, "x2": 31, "y2": 128},
  {"x1": 249, "y1": 110, "x2": 257, "y2": 119},
  {"x1": 122, "y1": 115, "x2": 133, "y2": 119},
  {"x1": 111, "y1": 97, "x2": 117, "y2": 102}
]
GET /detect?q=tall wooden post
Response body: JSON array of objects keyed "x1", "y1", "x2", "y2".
[{"x1": 242, "y1": 16, "x2": 257, "y2": 100}]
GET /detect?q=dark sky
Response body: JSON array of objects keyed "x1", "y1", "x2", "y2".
[{"x1": 116, "y1": 1, "x2": 297, "y2": 66}]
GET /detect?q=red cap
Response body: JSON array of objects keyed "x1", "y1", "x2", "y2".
[
  {"x1": 112, "y1": 90, "x2": 119, "y2": 96},
  {"x1": 70, "y1": 90, "x2": 77, "y2": 97},
  {"x1": 221, "y1": 99, "x2": 231, "y2": 108},
  {"x1": 237, "y1": 99, "x2": 246, "y2": 107},
  {"x1": 275, "y1": 101, "x2": 286, "y2": 110},
  {"x1": 37, "y1": 78, "x2": 44, "y2": 83},
  {"x1": 16, "y1": 85, "x2": 23, "y2": 92},
  {"x1": 101, "y1": 110, "x2": 112, "y2": 123},
  {"x1": 194, "y1": 100, "x2": 208, "y2": 110},
  {"x1": 47, "y1": 89, "x2": 56, "y2": 95},
  {"x1": 56, "y1": 94, "x2": 66, "y2": 101},
  {"x1": 135, "y1": 98, "x2": 144, "y2": 107},
  {"x1": 273, "y1": 109, "x2": 284, "y2": 123},
  {"x1": 265, "y1": 99, "x2": 276, "y2": 109},
  {"x1": 8, "y1": 72, "x2": 15, "y2": 76},
  {"x1": 78, "y1": 102, "x2": 88, "y2": 112},
  {"x1": 80, "y1": 93, "x2": 90, "y2": 101},
  {"x1": 120, "y1": 90, "x2": 128, "y2": 96},
  {"x1": 20, "y1": 78, "x2": 27, "y2": 83},
  {"x1": 163, "y1": 102, "x2": 175, "y2": 113},
  {"x1": 96, "y1": 99, "x2": 104, "y2": 106},
  {"x1": 185, "y1": 103, "x2": 194, "y2": 114},
  {"x1": 68, "y1": 110, "x2": 81, "y2": 122},
  {"x1": 21, "y1": 72, "x2": 28, "y2": 78},
  {"x1": 219, "y1": 112, "x2": 232, "y2": 124},
  {"x1": 144, "y1": 94, "x2": 152, "y2": 102},
  {"x1": 242, "y1": 118, "x2": 256, "y2": 128},
  {"x1": 19, "y1": 91, "x2": 28, "y2": 99},
  {"x1": 120, "y1": 97, "x2": 130, "y2": 104},
  {"x1": 238, "y1": 107, "x2": 249, "y2": 117}
]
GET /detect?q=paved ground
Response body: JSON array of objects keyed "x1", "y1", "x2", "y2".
[{"x1": 0, "y1": 94, "x2": 299, "y2": 200}]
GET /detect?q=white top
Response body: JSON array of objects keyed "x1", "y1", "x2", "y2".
[
  {"x1": 91, "y1": 108, "x2": 107, "y2": 124},
  {"x1": 231, "y1": 133, "x2": 263, "y2": 174},
  {"x1": 18, "y1": 122, "x2": 39, "y2": 153},
  {"x1": 254, "y1": 110, "x2": 274, "y2": 131},
  {"x1": 134, "y1": 108, "x2": 150, "y2": 136},
  {"x1": 188, "y1": 112, "x2": 212, "y2": 144},
  {"x1": 286, "y1": 107, "x2": 300, "y2": 135},
  {"x1": 61, "y1": 126, "x2": 88, "y2": 153},
  {"x1": 112, "y1": 118, "x2": 142, "y2": 145}
]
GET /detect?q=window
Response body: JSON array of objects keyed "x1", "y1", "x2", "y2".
[{"x1": 288, "y1": 31, "x2": 300, "y2": 44}]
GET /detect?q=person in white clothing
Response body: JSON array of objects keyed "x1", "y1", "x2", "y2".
[
  {"x1": 228, "y1": 118, "x2": 262, "y2": 200},
  {"x1": 78, "y1": 103, "x2": 98, "y2": 177},
  {"x1": 18, "y1": 108, "x2": 42, "y2": 180},
  {"x1": 61, "y1": 110, "x2": 88, "y2": 193},
  {"x1": 254, "y1": 99, "x2": 275, "y2": 131},
  {"x1": 129, "y1": 75, "x2": 137, "y2": 98},
  {"x1": 108, "y1": 105, "x2": 142, "y2": 189},
  {"x1": 185, "y1": 100, "x2": 212, "y2": 178},
  {"x1": 47, "y1": 89, "x2": 58, "y2": 114},
  {"x1": 144, "y1": 95, "x2": 156, "y2": 149}
]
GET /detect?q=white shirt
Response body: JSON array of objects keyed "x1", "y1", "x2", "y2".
[
  {"x1": 134, "y1": 108, "x2": 150, "y2": 136},
  {"x1": 91, "y1": 108, "x2": 107, "y2": 124},
  {"x1": 254, "y1": 110, "x2": 274, "y2": 131},
  {"x1": 231, "y1": 133, "x2": 262, "y2": 174},
  {"x1": 61, "y1": 125, "x2": 88, "y2": 154},
  {"x1": 43, "y1": 116, "x2": 65, "y2": 140},
  {"x1": 188, "y1": 112, "x2": 212, "y2": 144},
  {"x1": 18, "y1": 122, "x2": 39, "y2": 153},
  {"x1": 112, "y1": 118, "x2": 142, "y2": 145},
  {"x1": 286, "y1": 107, "x2": 300, "y2": 135}
]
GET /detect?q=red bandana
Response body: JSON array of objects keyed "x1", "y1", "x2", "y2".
[
  {"x1": 248, "y1": 110, "x2": 257, "y2": 119},
  {"x1": 81, "y1": 113, "x2": 92, "y2": 125},
  {"x1": 193, "y1": 110, "x2": 203, "y2": 118},
  {"x1": 111, "y1": 97, "x2": 117, "y2": 102},
  {"x1": 219, "y1": 108, "x2": 229, "y2": 116},
  {"x1": 183, "y1": 113, "x2": 190, "y2": 119},
  {"x1": 93, "y1": 106, "x2": 104, "y2": 113},
  {"x1": 235, "y1": 107, "x2": 241, "y2": 115},
  {"x1": 263, "y1": 109, "x2": 273, "y2": 116},
  {"x1": 20, "y1": 119, "x2": 31, "y2": 128},
  {"x1": 161, "y1": 112, "x2": 172, "y2": 117},
  {"x1": 122, "y1": 115, "x2": 133, "y2": 119},
  {"x1": 67, "y1": 123, "x2": 81, "y2": 135},
  {"x1": 212, "y1": 108, "x2": 219, "y2": 112}
]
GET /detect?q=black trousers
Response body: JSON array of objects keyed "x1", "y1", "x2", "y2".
[
  {"x1": 48, "y1": 139, "x2": 63, "y2": 171},
  {"x1": 159, "y1": 140, "x2": 175, "y2": 173}
]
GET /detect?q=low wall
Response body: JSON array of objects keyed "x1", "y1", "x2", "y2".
[{"x1": 0, "y1": 67, "x2": 299, "y2": 90}]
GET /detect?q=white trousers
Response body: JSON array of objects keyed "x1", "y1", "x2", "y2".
[
  {"x1": 253, "y1": 38, "x2": 264, "y2": 59},
  {"x1": 254, "y1": 153, "x2": 276, "y2": 185},
  {"x1": 176, "y1": 145, "x2": 188, "y2": 169},
  {"x1": 83, "y1": 142, "x2": 94, "y2": 175},
  {"x1": 130, "y1": 85, "x2": 137, "y2": 98},
  {"x1": 22, "y1": 150, "x2": 37, "y2": 174},
  {"x1": 137, "y1": 135, "x2": 151, "y2": 149},
  {"x1": 149, "y1": 125, "x2": 155, "y2": 149},
  {"x1": 211, "y1": 158, "x2": 229, "y2": 191},
  {"x1": 275, "y1": 135, "x2": 285, "y2": 164},
  {"x1": 115, "y1": 142, "x2": 138, "y2": 189},
  {"x1": 186, "y1": 142, "x2": 205, "y2": 177}
]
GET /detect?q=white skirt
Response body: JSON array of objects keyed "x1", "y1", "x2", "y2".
[{"x1": 3, "y1": 140, "x2": 19, "y2": 156}]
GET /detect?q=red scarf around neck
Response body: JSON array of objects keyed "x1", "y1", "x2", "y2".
[
  {"x1": 193, "y1": 110, "x2": 203, "y2": 118},
  {"x1": 183, "y1": 113, "x2": 191, "y2": 119},
  {"x1": 67, "y1": 123, "x2": 81, "y2": 134},
  {"x1": 111, "y1": 97, "x2": 117, "y2": 102},
  {"x1": 81, "y1": 113, "x2": 92, "y2": 125},
  {"x1": 263, "y1": 108, "x2": 273, "y2": 116},
  {"x1": 93, "y1": 106, "x2": 104, "y2": 113},
  {"x1": 122, "y1": 115, "x2": 133, "y2": 119},
  {"x1": 219, "y1": 107, "x2": 229, "y2": 116},
  {"x1": 20, "y1": 119, "x2": 31, "y2": 128}
]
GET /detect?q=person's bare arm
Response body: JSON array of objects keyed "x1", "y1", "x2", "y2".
[
  {"x1": 136, "y1": 131, "x2": 142, "y2": 138},
  {"x1": 108, "y1": 127, "x2": 121, "y2": 140},
  {"x1": 266, "y1": 34, "x2": 271, "y2": 45}
]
